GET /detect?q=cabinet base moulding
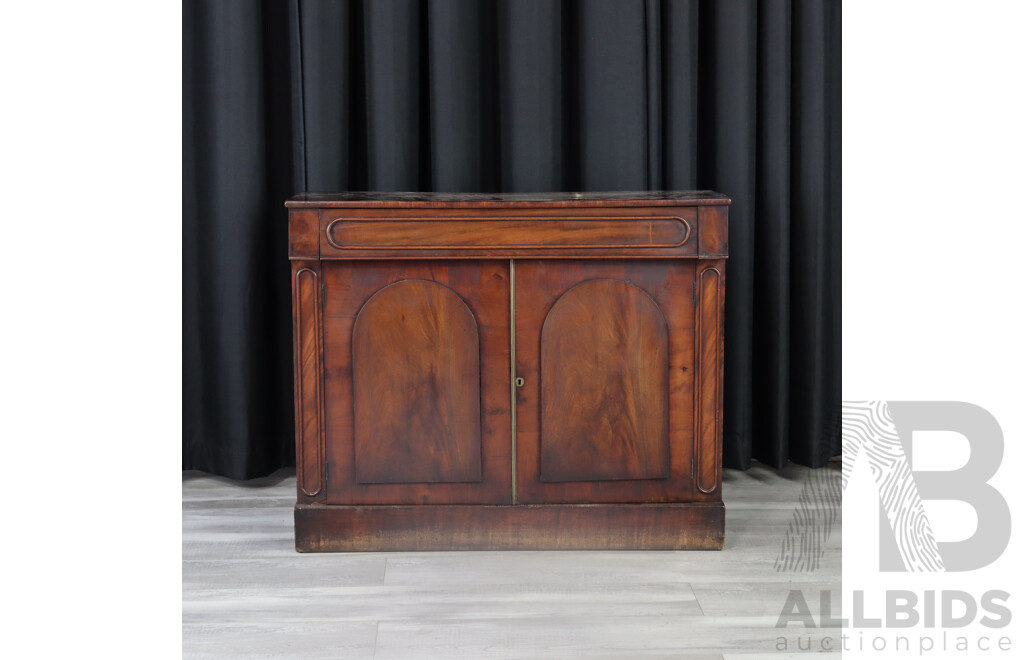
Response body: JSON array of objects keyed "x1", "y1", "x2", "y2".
[{"x1": 294, "y1": 502, "x2": 725, "y2": 552}]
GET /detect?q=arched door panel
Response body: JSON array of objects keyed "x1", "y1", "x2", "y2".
[
  {"x1": 319, "y1": 260, "x2": 512, "y2": 505},
  {"x1": 539, "y1": 279, "x2": 669, "y2": 482},
  {"x1": 514, "y1": 260, "x2": 697, "y2": 504},
  {"x1": 353, "y1": 279, "x2": 481, "y2": 484}
]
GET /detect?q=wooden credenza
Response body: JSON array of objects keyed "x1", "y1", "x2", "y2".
[{"x1": 286, "y1": 191, "x2": 729, "y2": 551}]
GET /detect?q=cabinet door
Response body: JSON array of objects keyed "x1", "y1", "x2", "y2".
[
  {"x1": 321, "y1": 260, "x2": 511, "y2": 504},
  {"x1": 514, "y1": 260, "x2": 698, "y2": 503}
]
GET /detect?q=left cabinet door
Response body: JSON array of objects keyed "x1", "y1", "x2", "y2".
[{"x1": 320, "y1": 260, "x2": 512, "y2": 504}]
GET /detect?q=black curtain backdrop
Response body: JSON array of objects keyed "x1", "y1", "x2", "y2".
[{"x1": 184, "y1": 0, "x2": 841, "y2": 480}]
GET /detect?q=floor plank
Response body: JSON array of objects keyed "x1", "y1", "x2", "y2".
[{"x1": 182, "y1": 462, "x2": 841, "y2": 658}]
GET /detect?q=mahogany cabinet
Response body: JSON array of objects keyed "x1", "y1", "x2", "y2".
[{"x1": 286, "y1": 191, "x2": 729, "y2": 551}]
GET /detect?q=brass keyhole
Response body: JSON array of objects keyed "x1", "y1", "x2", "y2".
[{"x1": 514, "y1": 377, "x2": 525, "y2": 388}]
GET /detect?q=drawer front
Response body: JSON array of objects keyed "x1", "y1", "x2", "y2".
[{"x1": 318, "y1": 208, "x2": 698, "y2": 259}]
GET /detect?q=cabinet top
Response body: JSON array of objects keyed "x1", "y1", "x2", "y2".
[{"x1": 285, "y1": 190, "x2": 730, "y2": 209}]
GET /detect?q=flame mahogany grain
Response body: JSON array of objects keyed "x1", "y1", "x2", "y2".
[
  {"x1": 538, "y1": 278, "x2": 670, "y2": 483},
  {"x1": 352, "y1": 279, "x2": 482, "y2": 485},
  {"x1": 321, "y1": 260, "x2": 512, "y2": 506},
  {"x1": 514, "y1": 260, "x2": 695, "y2": 504}
]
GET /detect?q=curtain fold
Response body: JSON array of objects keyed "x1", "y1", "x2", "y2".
[
  {"x1": 184, "y1": 0, "x2": 841, "y2": 479},
  {"x1": 753, "y1": 0, "x2": 792, "y2": 469},
  {"x1": 697, "y1": 1, "x2": 759, "y2": 468},
  {"x1": 496, "y1": 0, "x2": 563, "y2": 191},
  {"x1": 364, "y1": 0, "x2": 425, "y2": 190},
  {"x1": 183, "y1": 0, "x2": 297, "y2": 478}
]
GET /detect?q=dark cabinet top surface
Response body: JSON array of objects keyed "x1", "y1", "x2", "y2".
[{"x1": 286, "y1": 190, "x2": 731, "y2": 209}]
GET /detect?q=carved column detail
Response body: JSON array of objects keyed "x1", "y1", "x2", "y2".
[
  {"x1": 695, "y1": 262, "x2": 725, "y2": 495},
  {"x1": 293, "y1": 262, "x2": 324, "y2": 499}
]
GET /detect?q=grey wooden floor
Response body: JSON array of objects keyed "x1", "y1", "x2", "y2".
[{"x1": 183, "y1": 463, "x2": 841, "y2": 659}]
